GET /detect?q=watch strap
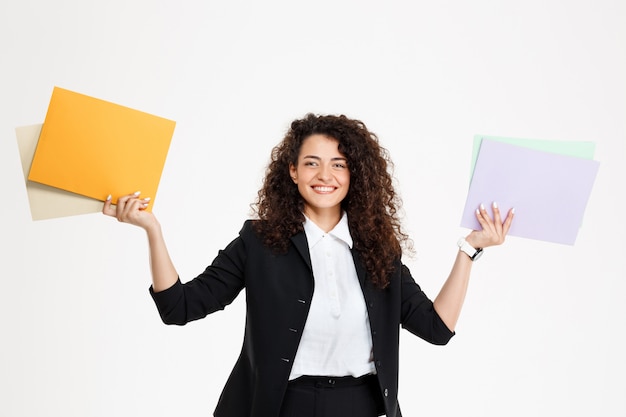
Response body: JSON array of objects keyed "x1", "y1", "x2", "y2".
[{"x1": 457, "y1": 238, "x2": 483, "y2": 261}]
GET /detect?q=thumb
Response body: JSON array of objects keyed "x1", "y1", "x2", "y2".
[{"x1": 102, "y1": 194, "x2": 116, "y2": 217}]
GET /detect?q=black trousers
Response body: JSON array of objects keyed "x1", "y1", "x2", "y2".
[{"x1": 279, "y1": 374, "x2": 385, "y2": 417}]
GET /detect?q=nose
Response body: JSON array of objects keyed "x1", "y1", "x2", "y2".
[{"x1": 317, "y1": 164, "x2": 332, "y2": 181}]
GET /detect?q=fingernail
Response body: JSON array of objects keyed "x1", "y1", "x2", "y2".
[
  {"x1": 476, "y1": 209, "x2": 480, "y2": 215},
  {"x1": 511, "y1": 207, "x2": 516, "y2": 214},
  {"x1": 133, "y1": 191, "x2": 141, "y2": 196},
  {"x1": 480, "y1": 203, "x2": 485, "y2": 210},
  {"x1": 143, "y1": 197, "x2": 151, "y2": 201},
  {"x1": 106, "y1": 194, "x2": 112, "y2": 201},
  {"x1": 142, "y1": 203, "x2": 149, "y2": 207},
  {"x1": 492, "y1": 201, "x2": 498, "y2": 209}
]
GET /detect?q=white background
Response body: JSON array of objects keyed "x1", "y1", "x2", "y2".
[{"x1": 1, "y1": 1, "x2": 625, "y2": 416}]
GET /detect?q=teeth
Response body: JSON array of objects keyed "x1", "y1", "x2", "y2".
[{"x1": 313, "y1": 186, "x2": 334, "y2": 192}]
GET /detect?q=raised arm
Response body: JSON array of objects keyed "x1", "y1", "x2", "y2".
[
  {"x1": 433, "y1": 202, "x2": 514, "y2": 331},
  {"x1": 102, "y1": 192, "x2": 178, "y2": 292}
]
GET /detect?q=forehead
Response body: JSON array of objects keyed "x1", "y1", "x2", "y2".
[{"x1": 299, "y1": 134, "x2": 342, "y2": 155}]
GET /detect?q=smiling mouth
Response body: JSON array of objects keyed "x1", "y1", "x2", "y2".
[{"x1": 312, "y1": 186, "x2": 336, "y2": 193}]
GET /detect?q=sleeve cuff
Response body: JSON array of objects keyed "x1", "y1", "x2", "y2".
[{"x1": 149, "y1": 278, "x2": 182, "y2": 305}]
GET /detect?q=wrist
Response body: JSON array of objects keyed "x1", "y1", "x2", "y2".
[
  {"x1": 144, "y1": 218, "x2": 162, "y2": 236},
  {"x1": 464, "y1": 234, "x2": 479, "y2": 248}
]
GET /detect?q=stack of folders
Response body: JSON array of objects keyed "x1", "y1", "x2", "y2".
[
  {"x1": 16, "y1": 87, "x2": 176, "y2": 220},
  {"x1": 460, "y1": 135, "x2": 600, "y2": 245}
]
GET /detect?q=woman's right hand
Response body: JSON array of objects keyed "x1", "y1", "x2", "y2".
[{"x1": 102, "y1": 191, "x2": 157, "y2": 231}]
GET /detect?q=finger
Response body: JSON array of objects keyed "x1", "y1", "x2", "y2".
[
  {"x1": 102, "y1": 194, "x2": 116, "y2": 217},
  {"x1": 476, "y1": 203, "x2": 495, "y2": 231},
  {"x1": 139, "y1": 197, "x2": 151, "y2": 210},
  {"x1": 474, "y1": 203, "x2": 485, "y2": 223},
  {"x1": 117, "y1": 198, "x2": 140, "y2": 222},
  {"x1": 491, "y1": 201, "x2": 504, "y2": 235},
  {"x1": 502, "y1": 207, "x2": 515, "y2": 235},
  {"x1": 114, "y1": 191, "x2": 141, "y2": 214},
  {"x1": 117, "y1": 190, "x2": 141, "y2": 204},
  {"x1": 115, "y1": 191, "x2": 137, "y2": 217},
  {"x1": 492, "y1": 201, "x2": 503, "y2": 225},
  {"x1": 118, "y1": 196, "x2": 151, "y2": 220}
]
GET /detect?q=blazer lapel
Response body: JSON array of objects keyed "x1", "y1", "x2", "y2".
[
  {"x1": 351, "y1": 248, "x2": 367, "y2": 285},
  {"x1": 290, "y1": 232, "x2": 312, "y2": 270}
]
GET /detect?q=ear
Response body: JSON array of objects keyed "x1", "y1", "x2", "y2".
[{"x1": 289, "y1": 164, "x2": 298, "y2": 183}]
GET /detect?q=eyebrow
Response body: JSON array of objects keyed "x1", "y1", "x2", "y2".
[{"x1": 302, "y1": 155, "x2": 348, "y2": 162}]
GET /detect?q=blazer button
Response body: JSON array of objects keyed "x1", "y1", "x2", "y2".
[{"x1": 384, "y1": 388, "x2": 388, "y2": 397}]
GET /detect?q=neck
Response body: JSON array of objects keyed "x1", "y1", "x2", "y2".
[{"x1": 304, "y1": 207, "x2": 342, "y2": 233}]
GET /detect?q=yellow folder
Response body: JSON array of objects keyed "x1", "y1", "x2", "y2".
[{"x1": 28, "y1": 87, "x2": 176, "y2": 211}]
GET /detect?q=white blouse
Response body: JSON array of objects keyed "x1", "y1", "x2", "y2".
[{"x1": 288, "y1": 213, "x2": 376, "y2": 380}]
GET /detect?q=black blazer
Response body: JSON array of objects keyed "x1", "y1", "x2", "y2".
[{"x1": 150, "y1": 220, "x2": 454, "y2": 417}]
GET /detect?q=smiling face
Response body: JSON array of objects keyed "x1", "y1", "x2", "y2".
[{"x1": 289, "y1": 134, "x2": 350, "y2": 228}]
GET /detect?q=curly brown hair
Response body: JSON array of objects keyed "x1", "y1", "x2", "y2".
[{"x1": 252, "y1": 113, "x2": 411, "y2": 289}]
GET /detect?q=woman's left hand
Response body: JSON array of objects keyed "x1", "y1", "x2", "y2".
[{"x1": 465, "y1": 202, "x2": 514, "y2": 249}]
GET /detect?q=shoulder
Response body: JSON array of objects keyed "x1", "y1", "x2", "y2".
[
  {"x1": 237, "y1": 220, "x2": 268, "y2": 249},
  {"x1": 239, "y1": 219, "x2": 257, "y2": 233},
  {"x1": 239, "y1": 219, "x2": 260, "y2": 238}
]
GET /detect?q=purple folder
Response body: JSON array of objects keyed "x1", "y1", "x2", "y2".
[{"x1": 460, "y1": 139, "x2": 600, "y2": 245}]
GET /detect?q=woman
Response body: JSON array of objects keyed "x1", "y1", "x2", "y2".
[{"x1": 103, "y1": 113, "x2": 514, "y2": 417}]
